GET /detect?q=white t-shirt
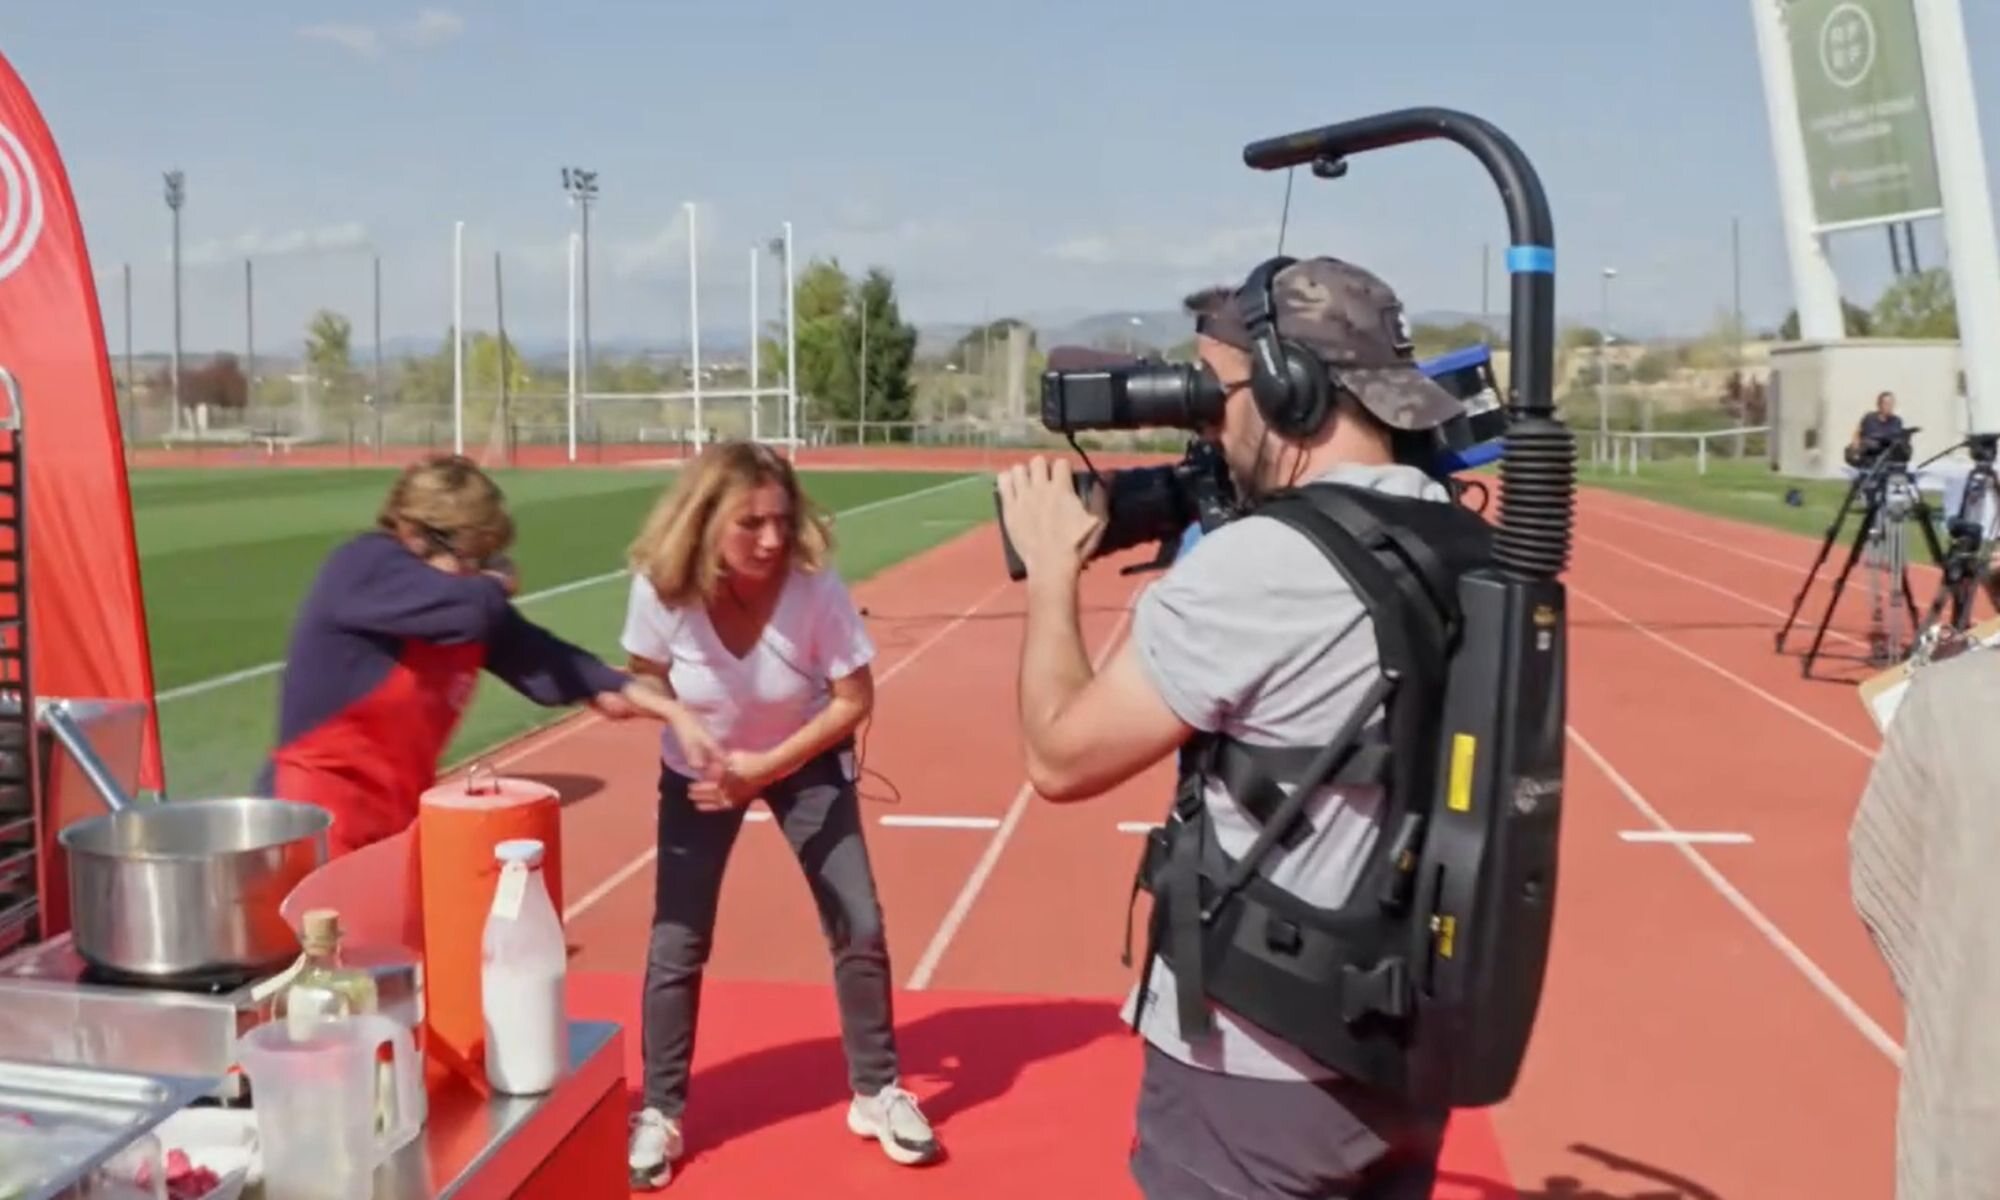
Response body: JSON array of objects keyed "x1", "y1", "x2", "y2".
[{"x1": 618, "y1": 564, "x2": 877, "y2": 779}]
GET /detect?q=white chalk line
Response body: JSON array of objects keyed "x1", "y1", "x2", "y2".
[
  {"x1": 1586, "y1": 499, "x2": 1814, "y2": 574},
  {"x1": 1575, "y1": 533, "x2": 1867, "y2": 653},
  {"x1": 905, "y1": 588, "x2": 1142, "y2": 992},
  {"x1": 560, "y1": 576, "x2": 1014, "y2": 924},
  {"x1": 1570, "y1": 724, "x2": 1902, "y2": 1066},
  {"x1": 1618, "y1": 830, "x2": 1753, "y2": 845},
  {"x1": 1588, "y1": 489, "x2": 1949, "y2": 587},
  {"x1": 155, "y1": 474, "x2": 986, "y2": 705},
  {"x1": 1568, "y1": 583, "x2": 1878, "y2": 761}
]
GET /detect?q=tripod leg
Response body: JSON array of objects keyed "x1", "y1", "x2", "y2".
[
  {"x1": 1803, "y1": 499, "x2": 1880, "y2": 678},
  {"x1": 1777, "y1": 472, "x2": 1866, "y2": 652}
]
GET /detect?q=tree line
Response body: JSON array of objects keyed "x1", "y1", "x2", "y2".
[{"x1": 143, "y1": 257, "x2": 922, "y2": 437}]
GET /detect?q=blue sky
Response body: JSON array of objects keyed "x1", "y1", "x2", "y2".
[{"x1": 7, "y1": 0, "x2": 1999, "y2": 356}]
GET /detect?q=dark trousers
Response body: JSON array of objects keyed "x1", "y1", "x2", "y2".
[
  {"x1": 1129, "y1": 1044, "x2": 1448, "y2": 1199},
  {"x1": 640, "y1": 745, "x2": 901, "y2": 1117}
]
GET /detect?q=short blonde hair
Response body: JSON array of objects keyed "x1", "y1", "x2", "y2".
[
  {"x1": 626, "y1": 440, "x2": 833, "y2": 606},
  {"x1": 376, "y1": 454, "x2": 516, "y2": 564}
]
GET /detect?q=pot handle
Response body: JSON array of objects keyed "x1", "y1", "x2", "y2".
[{"x1": 42, "y1": 702, "x2": 137, "y2": 813}]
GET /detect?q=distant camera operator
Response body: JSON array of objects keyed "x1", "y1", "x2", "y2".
[
  {"x1": 1848, "y1": 391, "x2": 1907, "y2": 468},
  {"x1": 996, "y1": 256, "x2": 1472, "y2": 1198}
]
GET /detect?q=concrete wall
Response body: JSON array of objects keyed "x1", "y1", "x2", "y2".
[{"x1": 1768, "y1": 339, "x2": 1966, "y2": 477}]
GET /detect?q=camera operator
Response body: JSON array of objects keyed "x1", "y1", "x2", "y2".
[
  {"x1": 1848, "y1": 391, "x2": 1907, "y2": 469},
  {"x1": 996, "y1": 256, "x2": 1468, "y2": 1198}
]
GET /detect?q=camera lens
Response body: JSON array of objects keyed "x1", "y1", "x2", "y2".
[{"x1": 1041, "y1": 362, "x2": 1226, "y2": 433}]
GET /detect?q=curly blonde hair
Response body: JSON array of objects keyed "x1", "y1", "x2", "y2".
[
  {"x1": 626, "y1": 440, "x2": 833, "y2": 606},
  {"x1": 376, "y1": 454, "x2": 516, "y2": 563}
]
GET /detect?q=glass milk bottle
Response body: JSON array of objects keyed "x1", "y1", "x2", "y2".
[{"x1": 480, "y1": 838, "x2": 567, "y2": 1095}]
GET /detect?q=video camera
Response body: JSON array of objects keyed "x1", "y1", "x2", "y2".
[
  {"x1": 994, "y1": 341, "x2": 1510, "y2": 581},
  {"x1": 1845, "y1": 423, "x2": 1917, "y2": 471}
]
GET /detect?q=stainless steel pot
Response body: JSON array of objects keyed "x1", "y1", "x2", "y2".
[{"x1": 43, "y1": 704, "x2": 331, "y2": 981}]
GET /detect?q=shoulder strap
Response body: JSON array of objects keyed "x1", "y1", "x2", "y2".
[{"x1": 1253, "y1": 486, "x2": 1437, "y2": 682}]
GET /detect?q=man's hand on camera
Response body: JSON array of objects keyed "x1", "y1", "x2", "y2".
[{"x1": 996, "y1": 457, "x2": 1107, "y2": 580}]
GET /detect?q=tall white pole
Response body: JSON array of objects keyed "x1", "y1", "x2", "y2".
[
  {"x1": 749, "y1": 245, "x2": 761, "y2": 443},
  {"x1": 1910, "y1": 0, "x2": 2000, "y2": 433},
  {"x1": 1747, "y1": 0, "x2": 1846, "y2": 340},
  {"x1": 452, "y1": 220, "x2": 465, "y2": 454},
  {"x1": 784, "y1": 220, "x2": 797, "y2": 461},
  {"x1": 686, "y1": 202, "x2": 702, "y2": 449},
  {"x1": 1598, "y1": 267, "x2": 1615, "y2": 464},
  {"x1": 567, "y1": 231, "x2": 579, "y2": 462}
]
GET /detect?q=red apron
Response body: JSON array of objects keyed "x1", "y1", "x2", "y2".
[{"x1": 270, "y1": 640, "x2": 485, "y2": 857}]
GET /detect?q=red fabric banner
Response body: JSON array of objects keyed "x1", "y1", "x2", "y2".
[{"x1": 0, "y1": 52, "x2": 164, "y2": 794}]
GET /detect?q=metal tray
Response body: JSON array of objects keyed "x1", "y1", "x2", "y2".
[{"x1": 0, "y1": 1059, "x2": 217, "y2": 1200}]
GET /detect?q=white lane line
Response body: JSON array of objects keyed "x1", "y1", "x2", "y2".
[
  {"x1": 1569, "y1": 583, "x2": 1878, "y2": 760},
  {"x1": 561, "y1": 577, "x2": 1013, "y2": 925},
  {"x1": 878, "y1": 814, "x2": 1001, "y2": 830},
  {"x1": 561, "y1": 847, "x2": 662, "y2": 921},
  {"x1": 156, "y1": 474, "x2": 985, "y2": 704},
  {"x1": 1585, "y1": 503, "x2": 1813, "y2": 573},
  {"x1": 1115, "y1": 821, "x2": 1155, "y2": 834},
  {"x1": 1570, "y1": 724, "x2": 1901, "y2": 1066},
  {"x1": 1576, "y1": 534, "x2": 1867, "y2": 652},
  {"x1": 1619, "y1": 830, "x2": 1754, "y2": 845},
  {"x1": 905, "y1": 592, "x2": 1141, "y2": 991}
]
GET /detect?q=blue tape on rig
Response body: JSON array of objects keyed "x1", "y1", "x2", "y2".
[
  {"x1": 1506, "y1": 244, "x2": 1554, "y2": 274},
  {"x1": 1430, "y1": 439, "x2": 1506, "y2": 475}
]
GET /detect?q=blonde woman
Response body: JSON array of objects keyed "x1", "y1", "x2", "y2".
[
  {"x1": 257, "y1": 453, "x2": 678, "y2": 857},
  {"x1": 619, "y1": 440, "x2": 941, "y2": 1189}
]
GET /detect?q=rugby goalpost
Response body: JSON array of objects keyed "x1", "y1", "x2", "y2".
[{"x1": 449, "y1": 209, "x2": 802, "y2": 462}]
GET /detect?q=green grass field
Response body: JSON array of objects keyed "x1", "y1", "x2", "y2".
[
  {"x1": 1578, "y1": 457, "x2": 1852, "y2": 540},
  {"x1": 134, "y1": 466, "x2": 996, "y2": 799}
]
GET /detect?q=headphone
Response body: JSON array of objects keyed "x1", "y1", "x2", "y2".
[{"x1": 1237, "y1": 255, "x2": 1337, "y2": 441}]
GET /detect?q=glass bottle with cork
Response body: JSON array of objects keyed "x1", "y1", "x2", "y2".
[{"x1": 275, "y1": 908, "x2": 380, "y2": 1039}]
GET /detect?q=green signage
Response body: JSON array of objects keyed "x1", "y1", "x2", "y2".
[{"x1": 1786, "y1": 0, "x2": 1942, "y2": 227}]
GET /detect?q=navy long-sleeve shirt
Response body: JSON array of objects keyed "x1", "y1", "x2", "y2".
[{"x1": 257, "y1": 531, "x2": 626, "y2": 852}]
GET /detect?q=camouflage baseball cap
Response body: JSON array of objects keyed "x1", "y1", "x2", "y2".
[{"x1": 1186, "y1": 256, "x2": 1462, "y2": 431}]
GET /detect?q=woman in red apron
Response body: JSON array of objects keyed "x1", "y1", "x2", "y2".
[{"x1": 256, "y1": 454, "x2": 672, "y2": 856}]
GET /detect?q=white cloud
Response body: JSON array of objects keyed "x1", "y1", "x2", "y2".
[
  {"x1": 1044, "y1": 222, "x2": 1278, "y2": 277},
  {"x1": 397, "y1": 9, "x2": 466, "y2": 48},
  {"x1": 296, "y1": 23, "x2": 382, "y2": 59},
  {"x1": 297, "y1": 8, "x2": 464, "y2": 59},
  {"x1": 181, "y1": 222, "x2": 373, "y2": 267},
  {"x1": 606, "y1": 201, "x2": 722, "y2": 280}
]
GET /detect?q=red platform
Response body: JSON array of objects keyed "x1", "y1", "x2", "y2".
[{"x1": 564, "y1": 972, "x2": 1516, "y2": 1198}]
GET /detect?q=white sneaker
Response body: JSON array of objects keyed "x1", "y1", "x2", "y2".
[
  {"x1": 846, "y1": 1082, "x2": 942, "y2": 1166},
  {"x1": 628, "y1": 1107, "x2": 683, "y2": 1191}
]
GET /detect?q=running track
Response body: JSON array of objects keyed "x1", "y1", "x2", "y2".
[{"x1": 454, "y1": 478, "x2": 1916, "y2": 1198}]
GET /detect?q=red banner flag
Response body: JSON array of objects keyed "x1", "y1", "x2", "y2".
[{"x1": 0, "y1": 52, "x2": 164, "y2": 795}]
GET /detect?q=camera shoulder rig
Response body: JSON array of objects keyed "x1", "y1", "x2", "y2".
[{"x1": 1126, "y1": 476, "x2": 1559, "y2": 1109}]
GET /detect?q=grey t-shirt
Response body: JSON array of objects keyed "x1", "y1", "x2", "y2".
[{"x1": 1123, "y1": 460, "x2": 1453, "y2": 1083}]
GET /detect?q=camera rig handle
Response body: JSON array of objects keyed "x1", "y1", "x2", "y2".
[{"x1": 1243, "y1": 107, "x2": 1573, "y2": 583}]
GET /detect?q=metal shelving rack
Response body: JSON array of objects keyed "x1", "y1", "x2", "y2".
[{"x1": 0, "y1": 366, "x2": 37, "y2": 956}]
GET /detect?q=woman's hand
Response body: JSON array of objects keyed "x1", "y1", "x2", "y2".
[
  {"x1": 483, "y1": 555, "x2": 520, "y2": 596},
  {"x1": 593, "y1": 678, "x2": 670, "y2": 722},
  {"x1": 687, "y1": 750, "x2": 773, "y2": 811},
  {"x1": 672, "y1": 716, "x2": 727, "y2": 780}
]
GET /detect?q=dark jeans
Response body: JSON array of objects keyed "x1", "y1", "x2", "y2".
[
  {"x1": 640, "y1": 745, "x2": 901, "y2": 1117},
  {"x1": 1129, "y1": 1044, "x2": 1448, "y2": 1199}
]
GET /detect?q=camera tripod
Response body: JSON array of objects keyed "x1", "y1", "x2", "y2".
[
  {"x1": 1775, "y1": 437, "x2": 1946, "y2": 678},
  {"x1": 1908, "y1": 433, "x2": 2000, "y2": 664}
]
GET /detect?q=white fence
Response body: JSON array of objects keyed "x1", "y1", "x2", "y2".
[{"x1": 1587, "y1": 425, "x2": 1771, "y2": 475}]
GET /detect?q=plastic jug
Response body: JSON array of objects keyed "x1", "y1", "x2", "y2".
[
  {"x1": 480, "y1": 837, "x2": 568, "y2": 1095},
  {"x1": 238, "y1": 1012, "x2": 425, "y2": 1200}
]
